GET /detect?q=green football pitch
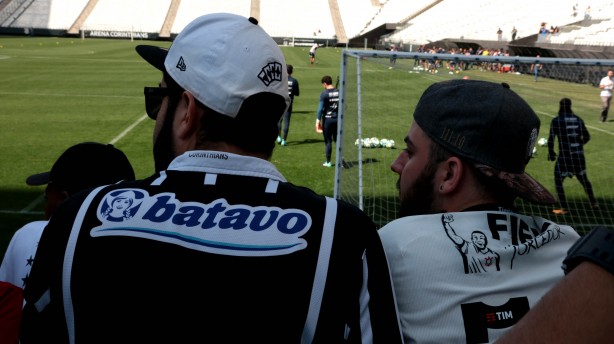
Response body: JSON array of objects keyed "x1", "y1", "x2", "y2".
[
  {"x1": 0, "y1": 36, "x2": 351, "y2": 255},
  {"x1": 1, "y1": 36, "x2": 613, "y2": 257}
]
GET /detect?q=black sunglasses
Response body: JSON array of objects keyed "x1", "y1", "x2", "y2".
[{"x1": 144, "y1": 86, "x2": 169, "y2": 119}]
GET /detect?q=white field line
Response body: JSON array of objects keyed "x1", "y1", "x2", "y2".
[{"x1": 3, "y1": 114, "x2": 149, "y2": 215}]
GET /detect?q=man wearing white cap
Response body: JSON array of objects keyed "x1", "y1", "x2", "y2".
[{"x1": 21, "y1": 13, "x2": 403, "y2": 343}]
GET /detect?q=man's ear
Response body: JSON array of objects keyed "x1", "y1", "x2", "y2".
[
  {"x1": 437, "y1": 156, "x2": 464, "y2": 194},
  {"x1": 59, "y1": 190, "x2": 70, "y2": 202},
  {"x1": 175, "y1": 91, "x2": 202, "y2": 140}
]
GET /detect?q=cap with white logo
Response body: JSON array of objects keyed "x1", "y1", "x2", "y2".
[{"x1": 136, "y1": 13, "x2": 290, "y2": 118}]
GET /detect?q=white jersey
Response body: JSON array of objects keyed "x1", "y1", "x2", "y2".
[
  {"x1": 379, "y1": 210, "x2": 580, "y2": 344},
  {"x1": 600, "y1": 75, "x2": 613, "y2": 97},
  {"x1": 309, "y1": 43, "x2": 318, "y2": 54},
  {"x1": 0, "y1": 220, "x2": 47, "y2": 289}
]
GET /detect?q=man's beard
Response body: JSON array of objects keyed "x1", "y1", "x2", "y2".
[
  {"x1": 398, "y1": 167, "x2": 436, "y2": 217},
  {"x1": 153, "y1": 106, "x2": 176, "y2": 172}
]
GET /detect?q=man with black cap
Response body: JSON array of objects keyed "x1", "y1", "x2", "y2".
[
  {"x1": 378, "y1": 80, "x2": 580, "y2": 343},
  {"x1": 21, "y1": 13, "x2": 403, "y2": 343},
  {"x1": 0, "y1": 142, "x2": 135, "y2": 290},
  {"x1": 0, "y1": 142, "x2": 134, "y2": 343}
]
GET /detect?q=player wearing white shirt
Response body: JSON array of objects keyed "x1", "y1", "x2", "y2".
[{"x1": 599, "y1": 69, "x2": 613, "y2": 122}]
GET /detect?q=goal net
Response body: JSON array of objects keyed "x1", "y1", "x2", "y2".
[{"x1": 335, "y1": 49, "x2": 614, "y2": 234}]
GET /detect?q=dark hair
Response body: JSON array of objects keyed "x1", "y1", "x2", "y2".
[
  {"x1": 321, "y1": 75, "x2": 333, "y2": 85},
  {"x1": 559, "y1": 98, "x2": 573, "y2": 114},
  {"x1": 163, "y1": 73, "x2": 286, "y2": 159},
  {"x1": 197, "y1": 92, "x2": 286, "y2": 158},
  {"x1": 287, "y1": 64, "x2": 293, "y2": 74},
  {"x1": 428, "y1": 139, "x2": 516, "y2": 206}
]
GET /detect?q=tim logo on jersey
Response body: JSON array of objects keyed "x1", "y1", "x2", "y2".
[
  {"x1": 461, "y1": 297, "x2": 530, "y2": 343},
  {"x1": 92, "y1": 188, "x2": 311, "y2": 256}
]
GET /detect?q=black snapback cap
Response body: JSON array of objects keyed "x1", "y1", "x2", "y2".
[
  {"x1": 26, "y1": 142, "x2": 136, "y2": 195},
  {"x1": 413, "y1": 79, "x2": 555, "y2": 204}
]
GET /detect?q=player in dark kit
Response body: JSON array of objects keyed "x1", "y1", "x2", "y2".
[
  {"x1": 548, "y1": 98, "x2": 598, "y2": 214},
  {"x1": 317, "y1": 75, "x2": 339, "y2": 167},
  {"x1": 20, "y1": 13, "x2": 403, "y2": 343},
  {"x1": 277, "y1": 64, "x2": 300, "y2": 146}
]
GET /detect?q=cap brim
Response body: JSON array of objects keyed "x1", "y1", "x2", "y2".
[
  {"x1": 135, "y1": 45, "x2": 168, "y2": 72},
  {"x1": 475, "y1": 165, "x2": 556, "y2": 204},
  {"x1": 26, "y1": 171, "x2": 51, "y2": 186}
]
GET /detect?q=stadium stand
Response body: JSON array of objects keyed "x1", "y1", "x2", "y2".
[
  {"x1": 336, "y1": 0, "x2": 381, "y2": 39},
  {"x1": 82, "y1": 0, "x2": 171, "y2": 34},
  {"x1": 171, "y1": 0, "x2": 251, "y2": 35},
  {"x1": 258, "y1": 0, "x2": 336, "y2": 42},
  {"x1": 0, "y1": 0, "x2": 613, "y2": 58},
  {"x1": 552, "y1": 0, "x2": 614, "y2": 45},
  {"x1": 359, "y1": 0, "x2": 433, "y2": 37},
  {"x1": 387, "y1": 0, "x2": 574, "y2": 45}
]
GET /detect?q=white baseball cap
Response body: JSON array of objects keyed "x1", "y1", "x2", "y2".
[{"x1": 136, "y1": 13, "x2": 290, "y2": 118}]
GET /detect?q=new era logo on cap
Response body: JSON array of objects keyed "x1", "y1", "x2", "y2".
[{"x1": 176, "y1": 56, "x2": 187, "y2": 72}]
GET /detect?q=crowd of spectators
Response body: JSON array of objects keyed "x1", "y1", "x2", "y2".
[{"x1": 412, "y1": 45, "x2": 519, "y2": 74}]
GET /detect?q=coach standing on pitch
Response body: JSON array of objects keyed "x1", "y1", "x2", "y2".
[{"x1": 20, "y1": 13, "x2": 403, "y2": 343}]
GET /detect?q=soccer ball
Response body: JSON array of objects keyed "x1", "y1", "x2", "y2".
[
  {"x1": 538, "y1": 138, "x2": 548, "y2": 146},
  {"x1": 370, "y1": 137, "x2": 380, "y2": 148}
]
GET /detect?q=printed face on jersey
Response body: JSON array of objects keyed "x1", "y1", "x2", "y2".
[
  {"x1": 93, "y1": 188, "x2": 311, "y2": 256},
  {"x1": 101, "y1": 190, "x2": 142, "y2": 221}
]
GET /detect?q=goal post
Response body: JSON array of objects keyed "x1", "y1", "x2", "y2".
[{"x1": 335, "y1": 49, "x2": 614, "y2": 234}]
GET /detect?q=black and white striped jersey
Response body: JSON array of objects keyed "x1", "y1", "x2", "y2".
[{"x1": 21, "y1": 151, "x2": 403, "y2": 344}]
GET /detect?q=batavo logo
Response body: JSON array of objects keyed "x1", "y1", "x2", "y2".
[{"x1": 92, "y1": 188, "x2": 311, "y2": 256}]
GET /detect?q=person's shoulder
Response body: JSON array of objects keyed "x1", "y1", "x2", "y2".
[
  {"x1": 7, "y1": 220, "x2": 48, "y2": 244},
  {"x1": 278, "y1": 182, "x2": 329, "y2": 205},
  {"x1": 334, "y1": 199, "x2": 378, "y2": 230},
  {"x1": 379, "y1": 213, "x2": 443, "y2": 233},
  {"x1": 533, "y1": 215, "x2": 580, "y2": 237},
  {"x1": 278, "y1": 183, "x2": 373, "y2": 223},
  {"x1": 53, "y1": 179, "x2": 146, "y2": 217},
  {"x1": 335, "y1": 198, "x2": 371, "y2": 217},
  {"x1": 13, "y1": 220, "x2": 48, "y2": 234}
]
